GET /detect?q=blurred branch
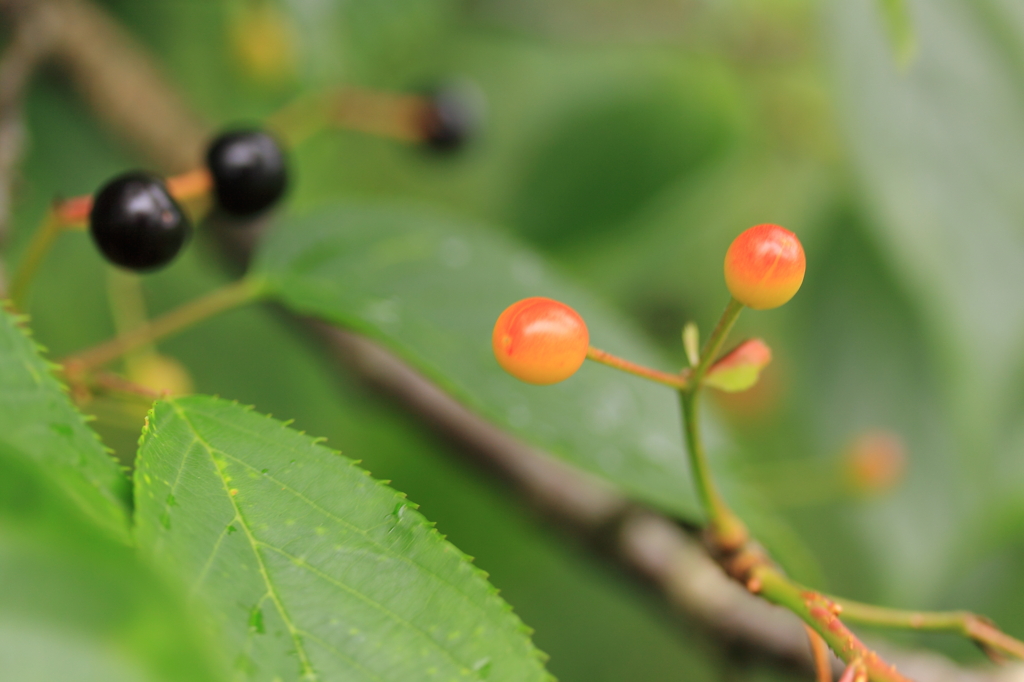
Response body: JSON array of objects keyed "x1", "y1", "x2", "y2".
[
  {"x1": 0, "y1": 0, "x2": 208, "y2": 174},
  {"x1": 20, "y1": 1, "x2": 1023, "y2": 680},
  {"x1": 0, "y1": 0, "x2": 56, "y2": 295}
]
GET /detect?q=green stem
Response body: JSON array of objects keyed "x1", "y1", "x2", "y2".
[
  {"x1": 832, "y1": 597, "x2": 1024, "y2": 660},
  {"x1": 690, "y1": 297, "x2": 744, "y2": 387},
  {"x1": 10, "y1": 211, "x2": 64, "y2": 309},
  {"x1": 679, "y1": 388, "x2": 748, "y2": 550},
  {"x1": 753, "y1": 566, "x2": 914, "y2": 682},
  {"x1": 586, "y1": 346, "x2": 688, "y2": 389},
  {"x1": 63, "y1": 277, "x2": 265, "y2": 375},
  {"x1": 676, "y1": 296, "x2": 748, "y2": 550}
]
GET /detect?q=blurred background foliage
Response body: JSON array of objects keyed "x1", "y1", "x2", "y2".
[{"x1": 5, "y1": 0, "x2": 1024, "y2": 679}]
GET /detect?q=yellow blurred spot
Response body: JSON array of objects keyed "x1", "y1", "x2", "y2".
[
  {"x1": 128, "y1": 353, "x2": 194, "y2": 397},
  {"x1": 229, "y1": 1, "x2": 299, "y2": 85}
]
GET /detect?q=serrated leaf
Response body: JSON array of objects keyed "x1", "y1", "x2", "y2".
[
  {"x1": 704, "y1": 339, "x2": 771, "y2": 393},
  {"x1": 253, "y1": 203, "x2": 699, "y2": 519},
  {"x1": 133, "y1": 395, "x2": 552, "y2": 682},
  {"x1": 0, "y1": 306, "x2": 129, "y2": 541}
]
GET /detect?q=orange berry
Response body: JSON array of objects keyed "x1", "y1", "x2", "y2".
[
  {"x1": 724, "y1": 224, "x2": 806, "y2": 310},
  {"x1": 843, "y1": 431, "x2": 907, "y2": 495},
  {"x1": 493, "y1": 297, "x2": 589, "y2": 385}
]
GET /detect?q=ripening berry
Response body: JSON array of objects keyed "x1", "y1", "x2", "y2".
[
  {"x1": 493, "y1": 297, "x2": 589, "y2": 385},
  {"x1": 419, "y1": 83, "x2": 480, "y2": 152},
  {"x1": 843, "y1": 431, "x2": 906, "y2": 496},
  {"x1": 89, "y1": 171, "x2": 191, "y2": 272},
  {"x1": 724, "y1": 224, "x2": 806, "y2": 310},
  {"x1": 206, "y1": 129, "x2": 288, "y2": 216}
]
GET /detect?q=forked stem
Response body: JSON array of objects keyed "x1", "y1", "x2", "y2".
[
  {"x1": 830, "y1": 598, "x2": 1024, "y2": 661},
  {"x1": 752, "y1": 566, "x2": 914, "y2": 682},
  {"x1": 585, "y1": 346, "x2": 688, "y2": 389},
  {"x1": 679, "y1": 388, "x2": 748, "y2": 551},
  {"x1": 62, "y1": 277, "x2": 265, "y2": 377},
  {"x1": 9, "y1": 169, "x2": 214, "y2": 310},
  {"x1": 690, "y1": 297, "x2": 744, "y2": 387},
  {"x1": 805, "y1": 624, "x2": 833, "y2": 682},
  {"x1": 10, "y1": 210, "x2": 65, "y2": 309}
]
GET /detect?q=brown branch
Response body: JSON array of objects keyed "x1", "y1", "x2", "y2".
[
  {"x1": 22, "y1": 1, "x2": 1021, "y2": 680},
  {"x1": 9, "y1": 0, "x2": 211, "y2": 174},
  {"x1": 0, "y1": 0, "x2": 58, "y2": 295}
]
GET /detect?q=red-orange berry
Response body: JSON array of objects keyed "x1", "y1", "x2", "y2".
[
  {"x1": 492, "y1": 297, "x2": 589, "y2": 385},
  {"x1": 724, "y1": 224, "x2": 806, "y2": 310}
]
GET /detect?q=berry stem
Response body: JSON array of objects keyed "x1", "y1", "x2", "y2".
[
  {"x1": 827, "y1": 597, "x2": 1024, "y2": 661},
  {"x1": 751, "y1": 567, "x2": 914, "y2": 682},
  {"x1": 90, "y1": 369, "x2": 165, "y2": 401},
  {"x1": 679, "y1": 388, "x2": 748, "y2": 551},
  {"x1": 690, "y1": 297, "x2": 744, "y2": 387},
  {"x1": 268, "y1": 87, "x2": 428, "y2": 147},
  {"x1": 585, "y1": 346, "x2": 689, "y2": 389},
  {"x1": 106, "y1": 267, "x2": 159, "y2": 373},
  {"x1": 62, "y1": 277, "x2": 265, "y2": 377},
  {"x1": 8, "y1": 169, "x2": 214, "y2": 310},
  {"x1": 10, "y1": 209, "x2": 66, "y2": 309},
  {"x1": 804, "y1": 624, "x2": 833, "y2": 682}
]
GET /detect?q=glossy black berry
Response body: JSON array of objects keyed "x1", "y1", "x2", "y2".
[
  {"x1": 419, "y1": 84, "x2": 480, "y2": 152},
  {"x1": 206, "y1": 129, "x2": 288, "y2": 217},
  {"x1": 89, "y1": 171, "x2": 191, "y2": 272}
]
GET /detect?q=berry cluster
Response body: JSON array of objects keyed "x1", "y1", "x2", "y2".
[
  {"x1": 492, "y1": 224, "x2": 806, "y2": 385},
  {"x1": 89, "y1": 129, "x2": 288, "y2": 272}
]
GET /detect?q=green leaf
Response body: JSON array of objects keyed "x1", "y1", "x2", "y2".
[
  {"x1": 0, "y1": 306, "x2": 129, "y2": 541},
  {"x1": 875, "y1": 0, "x2": 917, "y2": 67},
  {"x1": 0, "y1": 443, "x2": 225, "y2": 682},
  {"x1": 253, "y1": 203, "x2": 700, "y2": 519},
  {"x1": 134, "y1": 395, "x2": 552, "y2": 682},
  {"x1": 826, "y1": 0, "x2": 1024, "y2": 612},
  {"x1": 704, "y1": 339, "x2": 772, "y2": 393}
]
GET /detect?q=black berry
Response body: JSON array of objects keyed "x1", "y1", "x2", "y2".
[
  {"x1": 206, "y1": 129, "x2": 288, "y2": 217},
  {"x1": 89, "y1": 171, "x2": 191, "y2": 272},
  {"x1": 419, "y1": 84, "x2": 480, "y2": 152}
]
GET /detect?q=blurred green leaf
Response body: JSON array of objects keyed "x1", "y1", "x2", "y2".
[
  {"x1": 508, "y1": 69, "x2": 737, "y2": 250},
  {"x1": 254, "y1": 203, "x2": 701, "y2": 519},
  {"x1": 0, "y1": 307, "x2": 129, "y2": 541},
  {"x1": 134, "y1": 395, "x2": 552, "y2": 682},
  {"x1": 0, "y1": 443, "x2": 224, "y2": 682},
  {"x1": 826, "y1": 0, "x2": 1024, "y2": 621},
  {"x1": 875, "y1": 0, "x2": 917, "y2": 67}
]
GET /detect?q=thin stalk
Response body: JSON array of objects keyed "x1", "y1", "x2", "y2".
[
  {"x1": 679, "y1": 388, "x2": 748, "y2": 551},
  {"x1": 268, "y1": 88, "x2": 428, "y2": 147},
  {"x1": 753, "y1": 566, "x2": 914, "y2": 682},
  {"x1": 10, "y1": 210, "x2": 63, "y2": 309},
  {"x1": 690, "y1": 297, "x2": 744, "y2": 387},
  {"x1": 831, "y1": 597, "x2": 1024, "y2": 661},
  {"x1": 586, "y1": 346, "x2": 688, "y2": 389},
  {"x1": 805, "y1": 624, "x2": 833, "y2": 682},
  {"x1": 106, "y1": 267, "x2": 157, "y2": 373},
  {"x1": 63, "y1": 277, "x2": 265, "y2": 376}
]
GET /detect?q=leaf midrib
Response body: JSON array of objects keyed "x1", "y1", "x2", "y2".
[
  {"x1": 171, "y1": 401, "x2": 318, "y2": 681},
  {"x1": 170, "y1": 401, "x2": 493, "y2": 682}
]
